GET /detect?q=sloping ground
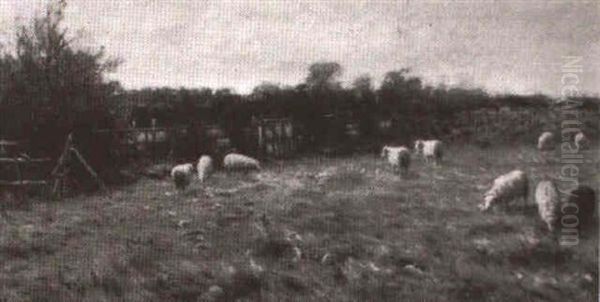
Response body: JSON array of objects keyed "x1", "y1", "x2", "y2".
[{"x1": 0, "y1": 144, "x2": 597, "y2": 301}]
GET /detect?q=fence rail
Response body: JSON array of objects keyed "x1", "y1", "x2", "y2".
[{"x1": 0, "y1": 155, "x2": 53, "y2": 202}]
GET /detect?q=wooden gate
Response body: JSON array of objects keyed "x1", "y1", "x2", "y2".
[{"x1": 257, "y1": 118, "x2": 296, "y2": 158}]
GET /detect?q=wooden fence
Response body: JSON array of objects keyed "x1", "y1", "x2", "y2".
[
  {"x1": 93, "y1": 126, "x2": 185, "y2": 161},
  {"x1": 0, "y1": 140, "x2": 53, "y2": 201},
  {"x1": 91, "y1": 107, "x2": 600, "y2": 163},
  {"x1": 93, "y1": 124, "x2": 236, "y2": 162}
]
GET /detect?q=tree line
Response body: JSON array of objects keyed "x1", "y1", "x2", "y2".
[{"x1": 1, "y1": 2, "x2": 598, "y2": 162}]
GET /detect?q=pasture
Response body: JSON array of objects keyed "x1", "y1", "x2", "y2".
[{"x1": 0, "y1": 143, "x2": 597, "y2": 301}]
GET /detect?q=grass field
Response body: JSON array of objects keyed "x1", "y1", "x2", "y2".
[{"x1": 0, "y1": 143, "x2": 598, "y2": 301}]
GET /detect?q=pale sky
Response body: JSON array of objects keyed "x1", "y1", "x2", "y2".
[{"x1": 1, "y1": 0, "x2": 599, "y2": 96}]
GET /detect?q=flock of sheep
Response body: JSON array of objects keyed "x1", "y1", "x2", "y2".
[
  {"x1": 170, "y1": 153, "x2": 260, "y2": 190},
  {"x1": 364, "y1": 131, "x2": 595, "y2": 236},
  {"x1": 380, "y1": 139, "x2": 444, "y2": 176},
  {"x1": 170, "y1": 130, "x2": 595, "y2": 237},
  {"x1": 480, "y1": 130, "x2": 595, "y2": 235},
  {"x1": 381, "y1": 132, "x2": 595, "y2": 236}
]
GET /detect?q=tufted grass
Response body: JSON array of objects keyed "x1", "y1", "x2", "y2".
[{"x1": 0, "y1": 142, "x2": 597, "y2": 301}]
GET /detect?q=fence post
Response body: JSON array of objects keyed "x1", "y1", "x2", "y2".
[{"x1": 257, "y1": 124, "x2": 263, "y2": 157}]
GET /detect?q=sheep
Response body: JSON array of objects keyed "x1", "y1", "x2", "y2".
[
  {"x1": 537, "y1": 131, "x2": 555, "y2": 151},
  {"x1": 196, "y1": 155, "x2": 213, "y2": 183},
  {"x1": 171, "y1": 163, "x2": 194, "y2": 191},
  {"x1": 414, "y1": 139, "x2": 443, "y2": 165},
  {"x1": 535, "y1": 180, "x2": 562, "y2": 232},
  {"x1": 223, "y1": 153, "x2": 261, "y2": 171},
  {"x1": 381, "y1": 146, "x2": 411, "y2": 176},
  {"x1": 564, "y1": 185, "x2": 596, "y2": 229},
  {"x1": 479, "y1": 170, "x2": 528, "y2": 211},
  {"x1": 413, "y1": 140, "x2": 424, "y2": 154},
  {"x1": 574, "y1": 132, "x2": 589, "y2": 150}
]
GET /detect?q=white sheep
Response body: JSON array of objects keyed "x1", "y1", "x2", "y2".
[
  {"x1": 381, "y1": 146, "x2": 411, "y2": 176},
  {"x1": 414, "y1": 139, "x2": 443, "y2": 165},
  {"x1": 537, "y1": 131, "x2": 555, "y2": 151},
  {"x1": 479, "y1": 170, "x2": 528, "y2": 211},
  {"x1": 574, "y1": 131, "x2": 589, "y2": 150},
  {"x1": 223, "y1": 153, "x2": 261, "y2": 171},
  {"x1": 535, "y1": 180, "x2": 562, "y2": 232},
  {"x1": 171, "y1": 163, "x2": 194, "y2": 190},
  {"x1": 197, "y1": 155, "x2": 213, "y2": 183},
  {"x1": 413, "y1": 140, "x2": 424, "y2": 154}
]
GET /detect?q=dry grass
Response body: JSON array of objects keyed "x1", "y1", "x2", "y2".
[{"x1": 0, "y1": 143, "x2": 597, "y2": 301}]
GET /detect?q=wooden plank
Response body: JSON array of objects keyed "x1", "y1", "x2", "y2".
[
  {"x1": 93, "y1": 126, "x2": 186, "y2": 134},
  {"x1": 69, "y1": 147, "x2": 107, "y2": 192},
  {"x1": 0, "y1": 158, "x2": 18, "y2": 163},
  {"x1": 0, "y1": 140, "x2": 20, "y2": 146},
  {"x1": 24, "y1": 158, "x2": 52, "y2": 163},
  {"x1": 0, "y1": 180, "x2": 48, "y2": 186},
  {"x1": 0, "y1": 158, "x2": 52, "y2": 163},
  {"x1": 52, "y1": 133, "x2": 73, "y2": 176},
  {"x1": 50, "y1": 134, "x2": 73, "y2": 198},
  {"x1": 52, "y1": 178, "x2": 61, "y2": 197}
]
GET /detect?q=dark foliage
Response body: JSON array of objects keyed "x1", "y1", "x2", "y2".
[{"x1": 0, "y1": 1, "x2": 120, "y2": 160}]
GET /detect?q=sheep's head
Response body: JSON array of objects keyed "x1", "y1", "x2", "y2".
[
  {"x1": 479, "y1": 193, "x2": 495, "y2": 211},
  {"x1": 184, "y1": 163, "x2": 195, "y2": 173},
  {"x1": 381, "y1": 146, "x2": 389, "y2": 158},
  {"x1": 414, "y1": 140, "x2": 424, "y2": 154}
]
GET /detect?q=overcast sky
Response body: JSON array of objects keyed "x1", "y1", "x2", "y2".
[{"x1": 1, "y1": 0, "x2": 598, "y2": 96}]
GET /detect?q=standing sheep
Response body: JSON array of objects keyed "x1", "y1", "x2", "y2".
[
  {"x1": 223, "y1": 153, "x2": 261, "y2": 171},
  {"x1": 574, "y1": 132, "x2": 589, "y2": 150},
  {"x1": 537, "y1": 131, "x2": 555, "y2": 151},
  {"x1": 535, "y1": 180, "x2": 562, "y2": 232},
  {"x1": 565, "y1": 185, "x2": 596, "y2": 229},
  {"x1": 381, "y1": 146, "x2": 411, "y2": 176},
  {"x1": 479, "y1": 170, "x2": 528, "y2": 211},
  {"x1": 197, "y1": 155, "x2": 213, "y2": 183},
  {"x1": 414, "y1": 140, "x2": 424, "y2": 155},
  {"x1": 171, "y1": 163, "x2": 194, "y2": 191},
  {"x1": 414, "y1": 139, "x2": 443, "y2": 165}
]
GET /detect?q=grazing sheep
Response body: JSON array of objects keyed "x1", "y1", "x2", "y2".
[
  {"x1": 381, "y1": 146, "x2": 411, "y2": 176},
  {"x1": 535, "y1": 180, "x2": 562, "y2": 232},
  {"x1": 171, "y1": 163, "x2": 194, "y2": 191},
  {"x1": 565, "y1": 185, "x2": 596, "y2": 229},
  {"x1": 197, "y1": 155, "x2": 213, "y2": 183},
  {"x1": 537, "y1": 131, "x2": 555, "y2": 151},
  {"x1": 223, "y1": 153, "x2": 261, "y2": 171},
  {"x1": 414, "y1": 139, "x2": 443, "y2": 165},
  {"x1": 479, "y1": 170, "x2": 528, "y2": 211},
  {"x1": 574, "y1": 132, "x2": 589, "y2": 150},
  {"x1": 414, "y1": 140, "x2": 424, "y2": 154}
]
